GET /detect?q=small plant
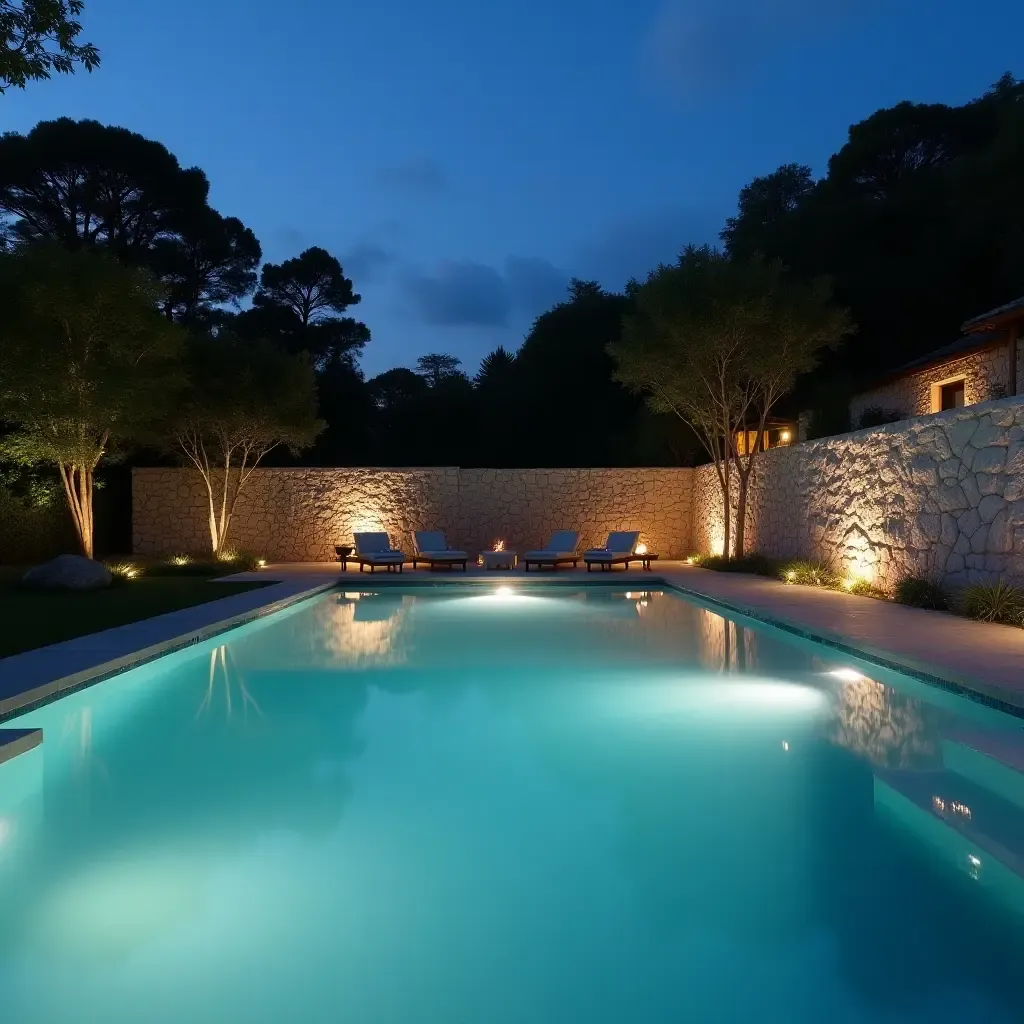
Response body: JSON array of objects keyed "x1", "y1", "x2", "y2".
[
  {"x1": 218, "y1": 550, "x2": 266, "y2": 572},
  {"x1": 780, "y1": 559, "x2": 842, "y2": 589},
  {"x1": 685, "y1": 553, "x2": 704, "y2": 565},
  {"x1": 106, "y1": 560, "x2": 142, "y2": 580},
  {"x1": 962, "y1": 581, "x2": 1024, "y2": 625},
  {"x1": 168, "y1": 553, "x2": 192, "y2": 567},
  {"x1": 843, "y1": 578, "x2": 885, "y2": 599},
  {"x1": 893, "y1": 575, "x2": 948, "y2": 611}
]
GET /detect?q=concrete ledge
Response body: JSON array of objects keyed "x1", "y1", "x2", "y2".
[
  {"x1": 0, "y1": 729, "x2": 42, "y2": 766},
  {"x1": 0, "y1": 579, "x2": 336, "y2": 723}
]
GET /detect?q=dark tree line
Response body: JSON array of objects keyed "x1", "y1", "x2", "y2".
[
  {"x1": 3, "y1": 73, "x2": 1023, "y2": 483},
  {"x1": 722, "y1": 73, "x2": 1024, "y2": 435}
]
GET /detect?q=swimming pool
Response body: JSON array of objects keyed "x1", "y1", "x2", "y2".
[{"x1": 1, "y1": 584, "x2": 1022, "y2": 1022}]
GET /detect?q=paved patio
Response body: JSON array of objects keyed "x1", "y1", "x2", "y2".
[{"x1": 1, "y1": 559, "x2": 1022, "y2": 722}]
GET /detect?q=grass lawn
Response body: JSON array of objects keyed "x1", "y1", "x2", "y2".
[{"x1": 0, "y1": 567, "x2": 270, "y2": 658}]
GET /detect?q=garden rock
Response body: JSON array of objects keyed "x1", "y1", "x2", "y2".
[{"x1": 22, "y1": 555, "x2": 112, "y2": 590}]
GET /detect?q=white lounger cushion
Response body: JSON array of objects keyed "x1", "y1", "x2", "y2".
[
  {"x1": 354, "y1": 532, "x2": 393, "y2": 554},
  {"x1": 585, "y1": 531, "x2": 640, "y2": 557},
  {"x1": 418, "y1": 550, "x2": 468, "y2": 559},
  {"x1": 413, "y1": 530, "x2": 447, "y2": 554},
  {"x1": 546, "y1": 530, "x2": 580, "y2": 553},
  {"x1": 358, "y1": 551, "x2": 405, "y2": 563}
]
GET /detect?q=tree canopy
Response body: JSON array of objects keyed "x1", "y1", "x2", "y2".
[
  {"x1": 174, "y1": 335, "x2": 324, "y2": 556},
  {"x1": 0, "y1": 0, "x2": 98, "y2": 92},
  {"x1": 0, "y1": 244, "x2": 184, "y2": 556},
  {"x1": 722, "y1": 73, "x2": 1024, "y2": 434},
  {"x1": 611, "y1": 246, "x2": 852, "y2": 556}
]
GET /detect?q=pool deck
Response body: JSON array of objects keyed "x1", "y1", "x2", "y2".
[{"x1": 0, "y1": 560, "x2": 1022, "y2": 721}]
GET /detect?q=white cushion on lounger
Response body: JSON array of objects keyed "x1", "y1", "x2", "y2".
[
  {"x1": 413, "y1": 530, "x2": 447, "y2": 553},
  {"x1": 585, "y1": 531, "x2": 640, "y2": 558},
  {"x1": 546, "y1": 530, "x2": 580, "y2": 553},
  {"x1": 419, "y1": 550, "x2": 468, "y2": 559},
  {"x1": 354, "y1": 532, "x2": 392, "y2": 554},
  {"x1": 359, "y1": 552, "x2": 404, "y2": 563}
]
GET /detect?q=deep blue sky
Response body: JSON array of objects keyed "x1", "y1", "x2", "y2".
[{"x1": 4, "y1": 0, "x2": 1022, "y2": 377}]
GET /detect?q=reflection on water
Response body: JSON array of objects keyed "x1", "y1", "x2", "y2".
[
  {"x1": 0, "y1": 585, "x2": 1022, "y2": 1022},
  {"x1": 829, "y1": 674, "x2": 940, "y2": 771}
]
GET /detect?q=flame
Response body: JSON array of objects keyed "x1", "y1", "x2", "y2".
[
  {"x1": 635, "y1": 542, "x2": 647, "y2": 555},
  {"x1": 493, "y1": 540, "x2": 505, "y2": 552}
]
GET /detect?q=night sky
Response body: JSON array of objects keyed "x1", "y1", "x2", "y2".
[{"x1": 5, "y1": 0, "x2": 1022, "y2": 376}]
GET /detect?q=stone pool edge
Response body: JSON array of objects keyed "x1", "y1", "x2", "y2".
[
  {"x1": 661, "y1": 579, "x2": 1024, "y2": 718},
  {"x1": 0, "y1": 580, "x2": 336, "y2": 723}
]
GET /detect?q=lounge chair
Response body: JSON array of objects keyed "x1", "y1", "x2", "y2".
[
  {"x1": 352, "y1": 532, "x2": 407, "y2": 573},
  {"x1": 584, "y1": 531, "x2": 641, "y2": 571},
  {"x1": 523, "y1": 530, "x2": 581, "y2": 571},
  {"x1": 412, "y1": 531, "x2": 469, "y2": 571}
]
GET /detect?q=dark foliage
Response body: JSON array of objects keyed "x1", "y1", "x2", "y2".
[{"x1": 893, "y1": 576, "x2": 948, "y2": 610}]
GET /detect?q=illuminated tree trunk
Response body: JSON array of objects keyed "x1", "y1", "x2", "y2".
[{"x1": 58, "y1": 463, "x2": 95, "y2": 558}]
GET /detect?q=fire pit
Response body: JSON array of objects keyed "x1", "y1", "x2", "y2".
[{"x1": 479, "y1": 539, "x2": 516, "y2": 570}]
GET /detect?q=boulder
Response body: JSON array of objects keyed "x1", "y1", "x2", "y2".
[{"x1": 22, "y1": 555, "x2": 112, "y2": 591}]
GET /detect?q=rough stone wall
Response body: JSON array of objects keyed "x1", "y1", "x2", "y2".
[
  {"x1": 133, "y1": 467, "x2": 693, "y2": 561},
  {"x1": 692, "y1": 398, "x2": 1024, "y2": 588},
  {"x1": 849, "y1": 345, "x2": 1013, "y2": 427}
]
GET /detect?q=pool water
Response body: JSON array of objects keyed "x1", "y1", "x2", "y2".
[{"x1": 1, "y1": 585, "x2": 1023, "y2": 1023}]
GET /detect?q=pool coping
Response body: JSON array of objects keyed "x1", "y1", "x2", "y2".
[
  {"x1": 658, "y1": 579, "x2": 1024, "y2": 719},
  {"x1": 0, "y1": 571, "x2": 1021, "y2": 724},
  {"x1": 0, "y1": 579, "x2": 337, "y2": 724}
]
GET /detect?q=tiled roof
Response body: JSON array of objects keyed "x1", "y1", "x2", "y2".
[
  {"x1": 891, "y1": 329, "x2": 1007, "y2": 375},
  {"x1": 961, "y1": 296, "x2": 1024, "y2": 331}
]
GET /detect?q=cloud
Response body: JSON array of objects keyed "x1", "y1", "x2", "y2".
[
  {"x1": 402, "y1": 256, "x2": 568, "y2": 327},
  {"x1": 503, "y1": 256, "x2": 570, "y2": 315},
  {"x1": 343, "y1": 241, "x2": 396, "y2": 283},
  {"x1": 648, "y1": 0, "x2": 864, "y2": 90},
  {"x1": 574, "y1": 207, "x2": 721, "y2": 288},
  {"x1": 375, "y1": 158, "x2": 447, "y2": 195},
  {"x1": 404, "y1": 261, "x2": 511, "y2": 326}
]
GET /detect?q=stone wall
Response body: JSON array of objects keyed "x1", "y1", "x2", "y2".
[
  {"x1": 692, "y1": 398, "x2": 1024, "y2": 588},
  {"x1": 132, "y1": 467, "x2": 693, "y2": 561},
  {"x1": 849, "y1": 343, "x2": 1017, "y2": 427}
]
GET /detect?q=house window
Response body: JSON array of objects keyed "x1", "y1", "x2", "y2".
[
  {"x1": 939, "y1": 379, "x2": 965, "y2": 411},
  {"x1": 930, "y1": 376, "x2": 966, "y2": 413}
]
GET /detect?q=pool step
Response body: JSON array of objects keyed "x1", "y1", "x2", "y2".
[{"x1": 0, "y1": 729, "x2": 42, "y2": 767}]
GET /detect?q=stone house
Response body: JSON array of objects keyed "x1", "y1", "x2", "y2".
[{"x1": 849, "y1": 296, "x2": 1024, "y2": 428}]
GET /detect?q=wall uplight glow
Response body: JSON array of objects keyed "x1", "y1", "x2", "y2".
[
  {"x1": 829, "y1": 668, "x2": 868, "y2": 683},
  {"x1": 635, "y1": 543, "x2": 648, "y2": 555}
]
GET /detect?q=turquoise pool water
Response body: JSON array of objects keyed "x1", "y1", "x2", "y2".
[{"x1": 1, "y1": 584, "x2": 1023, "y2": 1022}]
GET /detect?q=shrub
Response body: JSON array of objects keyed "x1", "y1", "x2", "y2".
[
  {"x1": 857, "y1": 407, "x2": 905, "y2": 429},
  {"x1": 843, "y1": 579, "x2": 886, "y2": 599},
  {"x1": 700, "y1": 552, "x2": 781, "y2": 577},
  {"x1": 780, "y1": 559, "x2": 843, "y2": 589},
  {"x1": 893, "y1": 576, "x2": 948, "y2": 610},
  {"x1": 962, "y1": 581, "x2": 1024, "y2": 625}
]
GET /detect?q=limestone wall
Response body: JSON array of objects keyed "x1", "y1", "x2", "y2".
[
  {"x1": 692, "y1": 398, "x2": 1024, "y2": 588},
  {"x1": 849, "y1": 344, "x2": 1015, "y2": 427},
  {"x1": 132, "y1": 467, "x2": 693, "y2": 561}
]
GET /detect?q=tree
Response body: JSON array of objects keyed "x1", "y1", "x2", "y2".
[
  {"x1": 720, "y1": 76, "x2": 1024, "y2": 432},
  {"x1": 415, "y1": 352, "x2": 463, "y2": 387},
  {"x1": 610, "y1": 246, "x2": 852, "y2": 558},
  {"x1": 254, "y1": 246, "x2": 359, "y2": 327},
  {"x1": 0, "y1": 118, "x2": 260, "y2": 319},
  {"x1": 173, "y1": 335, "x2": 323, "y2": 557},
  {"x1": 515, "y1": 279, "x2": 649, "y2": 466},
  {"x1": 150, "y1": 209, "x2": 261, "y2": 323},
  {"x1": 0, "y1": 0, "x2": 99, "y2": 92},
  {"x1": 251, "y1": 246, "x2": 366, "y2": 368},
  {"x1": 0, "y1": 244, "x2": 184, "y2": 557}
]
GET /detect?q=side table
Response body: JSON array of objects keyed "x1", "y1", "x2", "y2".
[{"x1": 480, "y1": 550, "x2": 517, "y2": 570}]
